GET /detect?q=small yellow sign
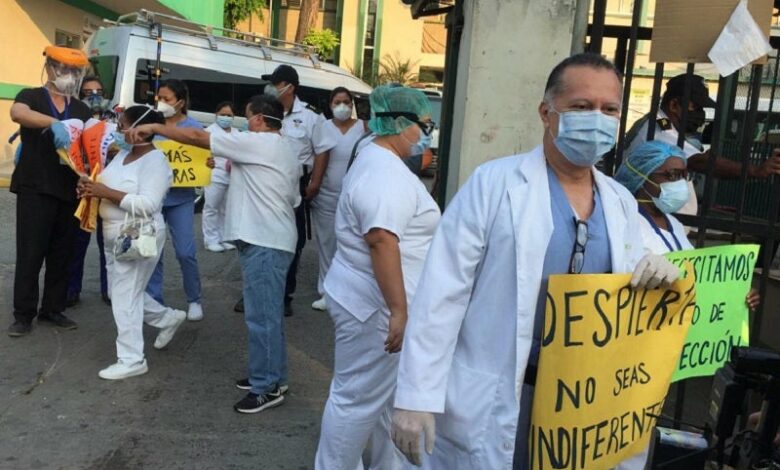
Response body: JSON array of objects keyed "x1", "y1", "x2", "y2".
[
  {"x1": 529, "y1": 267, "x2": 696, "y2": 470},
  {"x1": 155, "y1": 140, "x2": 212, "y2": 187}
]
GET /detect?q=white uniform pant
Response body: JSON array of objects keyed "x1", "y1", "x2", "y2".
[
  {"x1": 315, "y1": 296, "x2": 403, "y2": 470},
  {"x1": 104, "y1": 221, "x2": 181, "y2": 365},
  {"x1": 311, "y1": 195, "x2": 337, "y2": 296},
  {"x1": 202, "y1": 173, "x2": 229, "y2": 246}
]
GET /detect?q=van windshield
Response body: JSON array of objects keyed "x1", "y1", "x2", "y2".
[
  {"x1": 87, "y1": 56, "x2": 119, "y2": 100},
  {"x1": 134, "y1": 59, "x2": 266, "y2": 115}
]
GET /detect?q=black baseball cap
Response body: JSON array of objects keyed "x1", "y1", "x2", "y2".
[
  {"x1": 664, "y1": 74, "x2": 717, "y2": 108},
  {"x1": 262, "y1": 65, "x2": 299, "y2": 86}
]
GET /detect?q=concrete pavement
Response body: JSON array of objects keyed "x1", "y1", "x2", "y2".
[{"x1": 0, "y1": 190, "x2": 335, "y2": 469}]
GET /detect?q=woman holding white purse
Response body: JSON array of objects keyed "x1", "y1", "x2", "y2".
[{"x1": 78, "y1": 105, "x2": 187, "y2": 380}]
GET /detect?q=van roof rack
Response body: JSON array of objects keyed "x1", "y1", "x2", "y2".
[{"x1": 108, "y1": 9, "x2": 321, "y2": 69}]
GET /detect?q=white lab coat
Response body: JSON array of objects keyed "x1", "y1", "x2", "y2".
[{"x1": 394, "y1": 146, "x2": 646, "y2": 469}]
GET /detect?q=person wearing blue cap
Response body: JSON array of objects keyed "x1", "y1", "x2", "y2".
[
  {"x1": 613, "y1": 139, "x2": 760, "y2": 468},
  {"x1": 614, "y1": 140, "x2": 694, "y2": 254}
]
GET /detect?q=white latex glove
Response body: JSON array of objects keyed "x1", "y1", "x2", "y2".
[
  {"x1": 630, "y1": 254, "x2": 680, "y2": 289},
  {"x1": 392, "y1": 409, "x2": 436, "y2": 466}
]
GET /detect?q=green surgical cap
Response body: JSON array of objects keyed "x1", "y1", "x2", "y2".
[
  {"x1": 368, "y1": 84, "x2": 433, "y2": 136},
  {"x1": 614, "y1": 140, "x2": 686, "y2": 194}
]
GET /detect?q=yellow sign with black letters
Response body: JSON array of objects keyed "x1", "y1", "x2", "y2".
[
  {"x1": 155, "y1": 140, "x2": 212, "y2": 187},
  {"x1": 529, "y1": 266, "x2": 696, "y2": 470}
]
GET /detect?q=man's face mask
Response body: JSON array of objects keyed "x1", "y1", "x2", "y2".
[
  {"x1": 684, "y1": 106, "x2": 706, "y2": 134},
  {"x1": 47, "y1": 61, "x2": 83, "y2": 96},
  {"x1": 82, "y1": 93, "x2": 109, "y2": 113},
  {"x1": 548, "y1": 106, "x2": 619, "y2": 167}
]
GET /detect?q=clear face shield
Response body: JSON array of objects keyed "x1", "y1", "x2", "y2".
[{"x1": 45, "y1": 59, "x2": 86, "y2": 97}]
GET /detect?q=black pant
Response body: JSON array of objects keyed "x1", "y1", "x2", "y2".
[
  {"x1": 285, "y1": 173, "x2": 310, "y2": 303},
  {"x1": 14, "y1": 192, "x2": 78, "y2": 323}
]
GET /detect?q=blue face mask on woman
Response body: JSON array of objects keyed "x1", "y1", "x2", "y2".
[
  {"x1": 112, "y1": 131, "x2": 133, "y2": 151},
  {"x1": 550, "y1": 108, "x2": 619, "y2": 167},
  {"x1": 649, "y1": 179, "x2": 689, "y2": 214}
]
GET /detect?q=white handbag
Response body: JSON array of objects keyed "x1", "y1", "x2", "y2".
[{"x1": 113, "y1": 200, "x2": 158, "y2": 261}]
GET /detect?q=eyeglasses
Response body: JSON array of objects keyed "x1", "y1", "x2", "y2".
[
  {"x1": 650, "y1": 169, "x2": 689, "y2": 182},
  {"x1": 374, "y1": 111, "x2": 435, "y2": 135},
  {"x1": 569, "y1": 218, "x2": 588, "y2": 274}
]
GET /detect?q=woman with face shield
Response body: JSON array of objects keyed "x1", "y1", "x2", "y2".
[
  {"x1": 314, "y1": 85, "x2": 441, "y2": 470},
  {"x1": 7, "y1": 46, "x2": 92, "y2": 337},
  {"x1": 309, "y1": 87, "x2": 367, "y2": 311},
  {"x1": 77, "y1": 106, "x2": 186, "y2": 379},
  {"x1": 144, "y1": 79, "x2": 205, "y2": 323}
]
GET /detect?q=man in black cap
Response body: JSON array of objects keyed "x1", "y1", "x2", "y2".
[
  {"x1": 625, "y1": 73, "x2": 780, "y2": 216},
  {"x1": 232, "y1": 65, "x2": 336, "y2": 316}
]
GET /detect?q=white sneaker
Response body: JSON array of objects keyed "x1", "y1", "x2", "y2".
[
  {"x1": 99, "y1": 360, "x2": 148, "y2": 380},
  {"x1": 187, "y1": 302, "x2": 204, "y2": 322},
  {"x1": 206, "y1": 243, "x2": 225, "y2": 253},
  {"x1": 154, "y1": 309, "x2": 186, "y2": 349},
  {"x1": 221, "y1": 242, "x2": 236, "y2": 251},
  {"x1": 311, "y1": 297, "x2": 327, "y2": 311}
]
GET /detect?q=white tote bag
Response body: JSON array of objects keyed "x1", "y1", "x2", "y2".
[{"x1": 113, "y1": 200, "x2": 158, "y2": 261}]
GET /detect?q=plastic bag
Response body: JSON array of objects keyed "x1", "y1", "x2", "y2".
[{"x1": 114, "y1": 201, "x2": 157, "y2": 261}]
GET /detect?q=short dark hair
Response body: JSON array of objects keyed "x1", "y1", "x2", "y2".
[
  {"x1": 544, "y1": 53, "x2": 622, "y2": 102},
  {"x1": 159, "y1": 79, "x2": 189, "y2": 112},
  {"x1": 122, "y1": 105, "x2": 165, "y2": 142},
  {"x1": 215, "y1": 101, "x2": 236, "y2": 114},
  {"x1": 81, "y1": 75, "x2": 103, "y2": 89},
  {"x1": 330, "y1": 87, "x2": 354, "y2": 105},
  {"x1": 247, "y1": 95, "x2": 283, "y2": 130}
]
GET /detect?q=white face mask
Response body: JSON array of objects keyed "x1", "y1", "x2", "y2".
[
  {"x1": 157, "y1": 101, "x2": 180, "y2": 118},
  {"x1": 51, "y1": 74, "x2": 79, "y2": 96},
  {"x1": 332, "y1": 103, "x2": 352, "y2": 121}
]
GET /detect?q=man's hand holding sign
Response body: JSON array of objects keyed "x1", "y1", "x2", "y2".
[{"x1": 529, "y1": 262, "x2": 695, "y2": 470}]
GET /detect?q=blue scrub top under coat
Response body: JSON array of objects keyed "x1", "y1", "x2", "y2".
[
  {"x1": 528, "y1": 165, "x2": 613, "y2": 366},
  {"x1": 160, "y1": 115, "x2": 203, "y2": 207}
]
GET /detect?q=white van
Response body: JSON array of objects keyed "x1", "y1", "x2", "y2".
[{"x1": 84, "y1": 9, "x2": 372, "y2": 126}]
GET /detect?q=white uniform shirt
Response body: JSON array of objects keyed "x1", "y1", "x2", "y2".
[
  {"x1": 205, "y1": 123, "x2": 231, "y2": 184},
  {"x1": 98, "y1": 149, "x2": 172, "y2": 228},
  {"x1": 639, "y1": 212, "x2": 694, "y2": 255},
  {"x1": 625, "y1": 109, "x2": 701, "y2": 216},
  {"x1": 324, "y1": 143, "x2": 441, "y2": 321},
  {"x1": 318, "y1": 119, "x2": 365, "y2": 200},
  {"x1": 282, "y1": 97, "x2": 337, "y2": 170},
  {"x1": 210, "y1": 131, "x2": 301, "y2": 253}
]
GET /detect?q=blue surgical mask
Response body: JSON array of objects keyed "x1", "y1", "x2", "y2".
[
  {"x1": 551, "y1": 108, "x2": 619, "y2": 167},
  {"x1": 216, "y1": 115, "x2": 233, "y2": 129},
  {"x1": 112, "y1": 131, "x2": 132, "y2": 151},
  {"x1": 650, "y1": 179, "x2": 690, "y2": 214},
  {"x1": 409, "y1": 132, "x2": 432, "y2": 157}
]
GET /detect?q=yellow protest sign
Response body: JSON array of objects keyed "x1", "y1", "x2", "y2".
[
  {"x1": 154, "y1": 140, "x2": 212, "y2": 187},
  {"x1": 530, "y1": 268, "x2": 696, "y2": 470}
]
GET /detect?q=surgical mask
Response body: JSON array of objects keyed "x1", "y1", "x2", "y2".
[
  {"x1": 52, "y1": 74, "x2": 79, "y2": 96},
  {"x1": 550, "y1": 108, "x2": 619, "y2": 167},
  {"x1": 648, "y1": 179, "x2": 690, "y2": 214},
  {"x1": 332, "y1": 104, "x2": 352, "y2": 121},
  {"x1": 684, "y1": 107, "x2": 706, "y2": 133},
  {"x1": 403, "y1": 128, "x2": 432, "y2": 158},
  {"x1": 264, "y1": 84, "x2": 290, "y2": 99},
  {"x1": 157, "y1": 101, "x2": 179, "y2": 118},
  {"x1": 112, "y1": 131, "x2": 133, "y2": 151},
  {"x1": 216, "y1": 115, "x2": 234, "y2": 129}
]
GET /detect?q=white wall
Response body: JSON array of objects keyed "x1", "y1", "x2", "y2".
[{"x1": 445, "y1": 0, "x2": 577, "y2": 201}]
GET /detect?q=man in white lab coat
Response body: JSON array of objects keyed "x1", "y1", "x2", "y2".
[{"x1": 390, "y1": 53, "x2": 681, "y2": 470}]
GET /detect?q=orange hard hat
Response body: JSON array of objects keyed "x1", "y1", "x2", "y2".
[{"x1": 43, "y1": 45, "x2": 88, "y2": 67}]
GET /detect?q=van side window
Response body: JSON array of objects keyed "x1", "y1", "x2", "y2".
[{"x1": 134, "y1": 59, "x2": 266, "y2": 115}]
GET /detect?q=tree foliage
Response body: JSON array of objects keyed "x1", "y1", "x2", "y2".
[
  {"x1": 224, "y1": 0, "x2": 266, "y2": 30},
  {"x1": 378, "y1": 52, "x2": 420, "y2": 85},
  {"x1": 302, "y1": 29, "x2": 340, "y2": 61}
]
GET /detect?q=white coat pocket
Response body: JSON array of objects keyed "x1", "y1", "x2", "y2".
[{"x1": 438, "y1": 360, "x2": 500, "y2": 458}]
